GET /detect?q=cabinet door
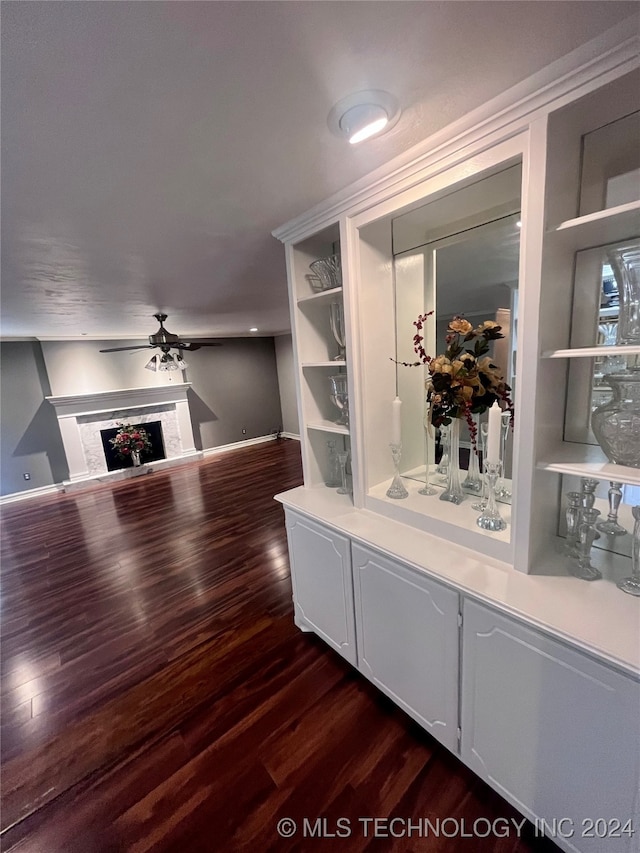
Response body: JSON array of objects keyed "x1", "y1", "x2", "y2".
[
  {"x1": 461, "y1": 600, "x2": 640, "y2": 853},
  {"x1": 352, "y1": 543, "x2": 460, "y2": 752},
  {"x1": 284, "y1": 511, "x2": 356, "y2": 664}
]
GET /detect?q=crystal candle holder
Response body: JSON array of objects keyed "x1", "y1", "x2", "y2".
[
  {"x1": 476, "y1": 461, "x2": 507, "y2": 532},
  {"x1": 386, "y1": 442, "x2": 408, "y2": 499},
  {"x1": 617, "y1": 506, "x2": 640, "y2": 596}
]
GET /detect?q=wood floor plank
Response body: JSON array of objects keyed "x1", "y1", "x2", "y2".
[{"x1": 0, "y1": 439, "x2": 560, "y2": 852}]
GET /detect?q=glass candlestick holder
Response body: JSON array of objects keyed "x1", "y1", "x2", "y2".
[
  {"x1": 596, "y1": 481, "x2": 627, "y2": 536},
  {"x1": 570, "y1": 507, "x2": 602, "y2": 581},
  {"x1": 386, "y1": 443, "x2": 409, "y2": 499},
  {"x1": 337, "y1": 451, "x2": 350, "y2": 496},
  {"x1": 617, "y1": 506, "x2": 640, "y2": 596},
  {"x1": 564, "y1": 491, "x2": 583, "y2": 556},
  {"x1": 476, "y1": 461, "x2": 507, "y2": 532}
]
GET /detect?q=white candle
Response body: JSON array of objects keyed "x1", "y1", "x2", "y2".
[
  {"x1": 391, "y1": 396, "x2": 402, "y2": 445},
  {"x1": 486, "y1": 401, "x2": 502, "y2": 464}
]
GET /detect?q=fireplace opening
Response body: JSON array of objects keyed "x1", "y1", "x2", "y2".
[{"x1": 100, "y1": 421, "x2": 166, "y2": 471}]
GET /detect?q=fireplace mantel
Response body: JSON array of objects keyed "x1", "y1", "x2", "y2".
[
  {"x1": 47, "y1": 383, "x2": 201, "y2": 489},
  {"x1": 46, "y1": 383, "x2": 192, "y2": 418}
]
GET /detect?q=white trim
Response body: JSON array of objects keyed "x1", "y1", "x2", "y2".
[
  {"x1": 202, "y1": 434, "x2": 277, "y2": 456},
  {"x1": 46, "y1": 384, "x2": 192, "y2": 417},
  {"x1": 282, "y1": 432, "x2": 301, "y2": 441},
  {"x1": 0, "y1": 483, "x2": 62, "y2": 504},
  {"x1": 273, "y1": 17, "x2": 639, "y2": 245}
]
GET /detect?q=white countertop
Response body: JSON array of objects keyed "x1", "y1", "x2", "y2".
[{"x1": 275, "y1": 486, "x2": 640, "y2": 678}]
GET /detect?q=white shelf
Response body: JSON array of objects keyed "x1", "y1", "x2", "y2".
[
  {"x1": 307, "y1": 420, "x2": 350, "y2": 436},
  {"x1": 550, "y1": 200, "x2": 640, "y2": 251},
  {"x1": 302, "y1": 361, "x2": 346, "y2": 368},
  {"x1": 542, "y1": 345, "x2": 640, "y2": 359},
  {"x1": 537, "y1": 442, "x2": 640, "y2": 486},
  {"x1": 297, "y1": 286, "x2": 342, "y2": 305}
]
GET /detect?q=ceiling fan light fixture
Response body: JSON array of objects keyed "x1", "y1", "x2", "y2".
[
  {"x1": 175, "y1": 354, "x2": 189, "y2": 370},
  {"x1": 159, "y1": 353, "x2": 179, "y2": 372},
  {"x1": 144, "y1": 355, "x2": 159, "y2": 372},
  {"x1": 328, "y1": 90, "x2": 400, "y2": 144}
]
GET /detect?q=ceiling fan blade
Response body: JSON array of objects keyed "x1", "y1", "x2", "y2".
[
  {"x1": 177, "y1": 342, "x2": 222, "y2": 351},
  {"x1": 99, "y1": 345, "x2": 155, "y2": 353}
]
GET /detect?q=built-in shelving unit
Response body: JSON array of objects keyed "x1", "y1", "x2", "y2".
[{"x1": 550, "y1": 199, "x2": 640, "y2": 250}]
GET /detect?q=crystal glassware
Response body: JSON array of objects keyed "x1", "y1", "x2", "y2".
[
  {"x1": 496, "y1": 411, "x2": 512, "y2": 503},
  {"x1": 608, "y1": 241, "x2": 640, "y2": 346},
  {"x1": 329, "y1": 374, "x2": 349, "y2": 426},
  {"x1": 324, "y1": 440, "x2": 342, "y2": 487},
  {"x1": 436, "y1": 425, "x2": 449, "y2": 481},
  {"x1": 329, "y1": 301, "x2": 346, "y2": 361},
  {"x1": 591, "y1": 371, "x2": 640, "y2": 469},
  {"x1": 570, "y1": 507, "x2": 602, "y2": 581},
  {"x1": 617, "y1": 506, "x2": 640, "y2": 596},
  {"x1": 386, "y1": 442, "x2": 409, "y2": 499},
  {"x1": 564, "y1": 491, "x2": 583, "y2": 556},
  {"x1": 476, "y1": 461, "x2": 507, "y2": 531},
  {"x1": 439, "y1": 418, "x2": 465, "y2": 504},
  {"x1": 309, "y1": 254, "x2": 342, "y2": 290},
  {"x1": 337, "y1": 451, "x2": 350, "y2": 495},
  {"x1": 596, "y1": 481, "x2": 627, "y2": 536},
  {"x1": 462, "y1": 413, "x2": 482, "y2": 493},
  {"x1": 418, "y1": 420, "x2": 436, "y2": 496},
  {"x1": 471, "y1": 422, "x2": 489, "y2": 512}
]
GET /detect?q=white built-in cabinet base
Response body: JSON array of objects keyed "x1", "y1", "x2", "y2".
[{"x1": 282, "y1": 506, "x2": 640, "y2": 853}]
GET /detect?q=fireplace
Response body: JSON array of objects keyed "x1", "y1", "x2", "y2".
[
  {"x1": 100, "y1": 421, "x2": 167, "y2": 471},
  {"x1": 46, "y1": 383, "x2": 202, "y2": 490}
]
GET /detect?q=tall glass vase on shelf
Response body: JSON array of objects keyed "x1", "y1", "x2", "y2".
[
  {"x1": 439, "y1": 418, "x2": 465, "y2": 505},
  {"x1": 608, "y1": 241, "x2": 640, "y2": 346},
  {"x1": 329, "y1": 302, "x2": 346, "y2": 361},
  {"x1": 617, "y1": 506, "x2": 640, "y2": 596},
  {"x1": 462, "y1": 414, "x2": 482, "y2": 493},
  {"x1": 419, "y1": 417, "x2": 436, "y2": 496}
]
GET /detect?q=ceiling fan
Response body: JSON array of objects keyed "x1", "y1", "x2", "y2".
[{"x1": 99, "y1": 313, "x2": 222, "y2": 354}]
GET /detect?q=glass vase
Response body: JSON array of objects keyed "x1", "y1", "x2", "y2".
[
  {"x1": 439, "y1": 418, "x2": 465, "y2": 505},
  {"x1": 131, "y1": 450, "x2": 142, "y2": 467},
  {"x1": 591, "y1": 372, "x2": 640, "y2": 468},
  {"x1": 617, "y1": 506, "x2": 640, "y2": 596},
  {"x1": 608, "y1": 241, "x2": 640, "y2": 345},
  {"x1": 462, "y1": 414, "x2": 482, "y2": 493}
]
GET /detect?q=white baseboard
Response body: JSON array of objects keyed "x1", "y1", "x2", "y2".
[
  {"x1": 202, "y1": 434, "x2": 277, "y2": 456},
  {"x1": 282, "y1": 432, "x2": 300, "y2": 441},
  {"x1": 0, "y1": 483, "x2": 63, "y2": 505}
]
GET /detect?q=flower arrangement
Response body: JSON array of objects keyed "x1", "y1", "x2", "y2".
[
  {"x1": 398, "y1": 312, "x2": 514, "y2": 451},
  {"x1": 109, "y1": 422, "x2": 153, "y2": 459}
]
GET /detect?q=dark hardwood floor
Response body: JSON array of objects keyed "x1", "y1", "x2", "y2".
[{"x1": 1, "y1": 439, "x2": 559, "y2": 852}]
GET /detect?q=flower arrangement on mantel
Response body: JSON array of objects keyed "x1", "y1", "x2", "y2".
[
  {"x1": 397, "y1": 313, "x2": 514, "y2": 452},
  {"x1": 109, "y1": 422, "x2": 153, "y2": 459}
]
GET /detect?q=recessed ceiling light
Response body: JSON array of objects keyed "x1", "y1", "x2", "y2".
[
  {"x1": 328, "y1": 90, "x2": 400, "y2": 145},
  {"x1": 250, "y1": 327, "x2": 258, "y2": 332}
]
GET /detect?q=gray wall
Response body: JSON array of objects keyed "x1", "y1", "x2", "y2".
[
  {"x1": 274, "y1": 334, "x2": 299, "y2": 437},
  {"x1": 1, "y1": 341, "x2": 68, "y2": 494},
  {"x1": 1, "y1": 336, "x2": 284, "y2": 496}
]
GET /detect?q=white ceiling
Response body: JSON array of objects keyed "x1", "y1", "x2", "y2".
[{"x1": 2, "y1": 1, "x2": 636, "y2": 340}]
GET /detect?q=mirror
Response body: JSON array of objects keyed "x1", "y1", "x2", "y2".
[
  {"x1": 565, "y1": 238, "x2": 640, "y2": 445},
  {"x1": 392, "y1": 164, "x2": 521, "y2": 499}
]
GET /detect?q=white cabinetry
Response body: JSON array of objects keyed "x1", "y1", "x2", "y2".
[
  {"x1": 461, "y1": 600, "x2": 640, "y2": 853},
  {"x1": 284, "y1": 510, "x2": 356, "y2": 664},
  {"x1": 352, "y1": 543, "x2": 460, "y2": 752}
]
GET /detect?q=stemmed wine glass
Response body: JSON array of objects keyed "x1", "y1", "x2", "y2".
[{"x1": 329, "y1": 374, "x2": 349, "y2": 426}]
